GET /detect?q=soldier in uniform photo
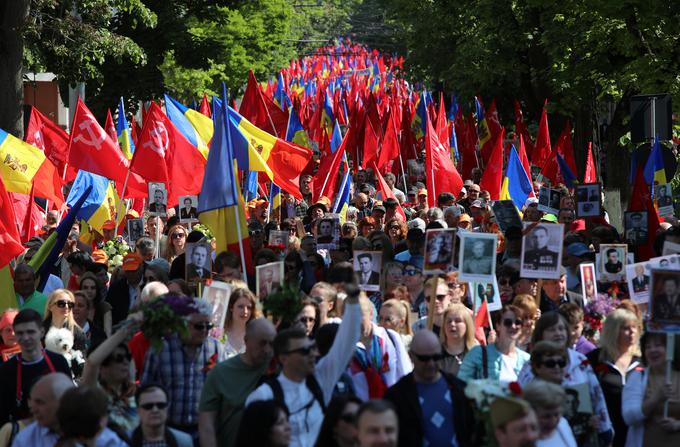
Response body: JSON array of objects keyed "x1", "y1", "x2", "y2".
[
  {"x1": 653, "y1": 275, "x2": 680, "y2": 321},
  {"x1": 603, "y1": 248, "x2": 623, "y2": 274},
  {"x1": 462, "y1": 239, "x2": 493, "y2": 275},
  {"x1": 658, "y1": 184, "x2": 673, "y2": 208},
  {"x1": 522, "y1": 225, "x2": 558, "y2": 271},
  {"x1": 357, "y1": 253, "x2": 380, "y2": 286},
  {"x1": 625, "y1": 212, "x2": 647, "y2": 245}
]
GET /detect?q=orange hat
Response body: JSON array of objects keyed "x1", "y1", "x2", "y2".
[
  {"x1": 417, "y1": 188, "x2": 428, "y2": 196},
  {"x1": 122, "y1": 252, "x2": 142, "y2": 271},
  {"x1": 102, "y1": 220, "x2": 116, "y2": 230},
  {"x1": 91, "y1": 250, "x2": 109, "y2": 264},
  {"x1": 0, "y1": 309, "x2": 18, "y2": 331},
  {"x1": 125, "y1": 210, "x2": 140, "y2": 218}
]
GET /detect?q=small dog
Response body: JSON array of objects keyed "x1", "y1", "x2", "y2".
[{"x1": 44, "y1": 327, "x2": 85, "y2": 366}]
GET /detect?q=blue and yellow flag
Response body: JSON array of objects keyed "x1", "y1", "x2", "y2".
[
  {"x1": 269, "y1": 183, "x2": 281, "y2": 217},
  {"x1": 330, "y1": 120, "x2": 343, "y2": 154},
  {"x1": 164, "y1": 94, "x2": 213, "y2": 159},
  {"x1": 66, "y1": 170, "x2": 120, "y2": 235},
  {"x1": 321, "y1": 90, "x2": 335, "y2": 136},
  {"x1": 500, "y1": 146, "x2": 534, "y2": 210},
  {"x1": 285, "y1": 107, "x2": 310, "y2": 148},
  {"x1": 475, "y1": 97, "x2": 491, "y2": 148},
  {"x1": 116, "y1": 98, "x2": 135, "y2": 160},
  {"x1": 274, "y1": 73, "x2": 292, "y2": 110},
  {"x1": 332, "y1": 156, "x2": 352, "y2": 223},
  {"x1": 643, "y1": 135, "x2": 667, "y2": 188}
]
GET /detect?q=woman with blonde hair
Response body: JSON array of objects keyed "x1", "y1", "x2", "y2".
[
  {"x1": 440, "y1": 303, "x2": 478, "y2": 376},
  {"x1": 512, "y1": 294, "x2": 540, "y2": 351},
  {"x1": 378, "y1": 299, "x2": 413, "y2": 348},
  {"x1": 222, "y1": 287, "x2": 257, "y2": 357},
  {"x1": 586, "y1": 308, "x2": 641, "y2": 447},
  {"x1": 43, "y1": 289, "x2": 87, "y2": 352},
  {"x1": 162, "y1": 224, "x2": 188, "y2": 263}
]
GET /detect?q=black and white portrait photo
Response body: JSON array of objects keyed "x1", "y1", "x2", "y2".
[
  {"x1": 575, "y1": 183, "x2": 601, "y2": 218},
  {"x1": 256, "y1": 261, "x2": 284, "y2": 299},
  {"x1": 201, "y1": 282, "x2": 231, "y2": 332},
  {"x1": 491, "y1": 200, "x2": 522, "y2": 231},
  {"x1": 353, "y1": 251, "x2": 382, "y2": 292},
  {"x1": 268, "y1": 230, "x2": 289, "y2": 249},
  {"x1": 538, "y1": 187, "x2": 561, "y2": 215},
  {"x1": 316, "y1": 215, "x2": 340, "y2": 249},
  {"x1": 148, "y1": 182, "x2": 167, "y2": 217},
  {"x1": 424, "y1": 228, "x2": 456, "y2": 273},
  {"x1": 185, "y1": 242, "x2": 212, "y2": 283},
  {"x1": 649, "y1": 270, "x2": 680, "y2": 329},
  {"x1": 458, "y1": 232, "x2": 497, "y2": 282},
  {"x1": 127, "y1": 218, "x2": 144, "y2": 245},
  {"x1": 520, "y1": 223, "x2": 564, "y2": 279},
  {"x1": 178, "y1": 195, "x2": 198, "y2": 222},
  {"x1": 469, "y1": 279, "x2": 502, "y2": 313},
  {"x1": 598, "y1": 244, "x2": 627, "y2": 282},
  {"x1": 657, "y1": 183, "x2": 674, "y2": 216},
  {"x1": 624, "y1": 211, "x2": 648, "y2": 246}
]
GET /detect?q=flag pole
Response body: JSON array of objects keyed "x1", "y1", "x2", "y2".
[
  {"x1": 154, "y1": 216, "x2": 160, "y2": 259},
  {"x1": 224, "y1": 86, "x2": 248, "y2": 284},
  {"x1": 398, "y1": 153, "x2": 408, "y2": 194},
  {"x1": 115, "y1": 168, "x2": 132, "y2": 227}
]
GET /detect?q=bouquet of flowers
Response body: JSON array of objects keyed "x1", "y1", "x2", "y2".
[
  {"x1": 464, "y1": 380, "x2": 523, "y2": 447},
  {"x1": 103, "y1": 237, "x2": 130, "y2": 272},
  {"x1": 192, "y1": 223, "x2": 215, "y2": 244},
  {"x1": 262, "y1": 282, "x2": 304, "y2": 327},
  {"x1": 137, "y1": 294, "x2": 198, "y2": 351},
  {"x1": 583, "y1": 293, "x2": 620, "y2": 343}
]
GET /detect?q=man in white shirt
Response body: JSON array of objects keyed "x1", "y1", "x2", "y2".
[{"x1": 245, "y1": 286, "x2": 362, "y2": 447}]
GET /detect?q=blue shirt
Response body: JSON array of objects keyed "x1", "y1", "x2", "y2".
[
  {"x1": 416, "y1": 376, "x2": 458, "y2": 447},
  {"x1": 12, "y1": 422, "x2": 126, "y2": 447}
]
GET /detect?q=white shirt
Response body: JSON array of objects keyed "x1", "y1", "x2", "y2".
[
  {"x1": 12, "y1": 422, "x2": 126, "y2": 447},
  {"x1": 498, "y1": 353, "x2": 518, "y2": 383},
  {"x1": 246, "y1": 302, "x2": 362, "y2": 447},
  {"x1": 537, "y1": 417, "x2": 577, "y2": 447}
]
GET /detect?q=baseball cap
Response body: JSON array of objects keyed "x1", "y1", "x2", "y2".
[
  {"x1": 567, "y1": 242, "x2": 591, "y2": 257},
  {"x1": 471, "y1": 200, "x2": 484, "y2": 208},
  {"x1": 372, "y1": 205, "x2": 386, "y2": 215},
  {"x1": 125, "y1": 210, "x2": 140, "y2": 218},
  {"x1": 524, "y1": 197, "x2": 539, "y2": 207},
  {"x1": 102, "y1": 220, "x2": 116, "y2": 230},
  {"x1": 122, "y1": 253, "x2": 143, "y2": 271},
  {"x1": 464, "y1": 179, "x2": 474, "y2": 187},
  {"x1": 0, "y1": 310, "x2": 18, "y2": 331},
  {"x1": 91, "y1": 250, "x2": 109, "y2": 265},
  {"x1": 408, "y1": 218, "x2": 426, "y2": 232},
  {"x1": 417, "y1": 188, "x2": 428, "y2": 197},
  {"x1": 541, "y1": 214, "x2": 558, "y2": 223}
]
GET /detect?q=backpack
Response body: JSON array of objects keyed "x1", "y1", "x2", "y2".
[{"x1": 264, "y1": 374, "x2": 327, "y2": 414}]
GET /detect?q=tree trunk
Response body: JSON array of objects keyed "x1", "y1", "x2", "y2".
[{"x1": 0, "y1": 0, "x2": 30, "y2": 138}]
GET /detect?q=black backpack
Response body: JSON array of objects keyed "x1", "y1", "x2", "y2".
[{"x1": 263, "y1": 374, "x2": 327, "y2": 414}]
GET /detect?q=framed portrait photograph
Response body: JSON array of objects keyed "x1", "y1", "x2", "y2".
[
  {"x1": 458, "y1": 232, "x2": 497, "y2": 283},
  {"x1": 579, "y1": 263, "x2": 598, "y2": 304},
  {"x1": 491, "y1": 200, "x2": 522, "y2": 232},
  {"x1": 564, "y1": 383, "x2": 594, "y2": 445},
  {"x1": 598, "y1": 244, "x2": 627, "y2": 282},
  {"x1": 538, "y1": 186, "x2": 561, "y2": 215},
  {"x1": 656, "y1": 183, "x2": 674, "y2": 217},
  {"x1": 147, "y1": 182, "x2": 168, "y2": 217},
  {"x1": 649, "y1": 269, "x2": 680, "y2": 331},
  {"x1": 662, "y1": 241, "x2": 680, "y2": 256},
  {"x1": 424, "y1": 228, "x2": 456, "y2": 274},
  {"x1": 268, "y1": 230, "x2": 289, "y2": 250},
  {"x1": 575, "y1": 183, "x2": 602, "y2": 218},
  {"x1": 185, "y1": 242, "x2": 212, "y2": 283},
  {"x1": 469, "y1": 278, "x2": 502, "y2": 313},
  {"x1": 178, "y1": 195, "x2": 199, "y2": 223},
  {"x1": 353, "y1": 251, "x2": 383, "y2": 292},
  {"x1": 316, "y1": 215, "x2": 340, "y2": 249},
  {"x1": 256, "y1": 261, "x2": 284, "y2": 299},
  {"x1": 201, "y1": 282, "x2": 231, "y2": 335},
  {"x1": 127, "y1": 218, "x2": 145, "y2": 245},
  {"x1": 520, "y1": 223, "x2": 564, "y2": 279},
  {"x1": 624, "y1": 211, "x2": 648, "y2": 246},
  {"x1": 626, "y1": 262, "x2": 651, "y2": 304}
]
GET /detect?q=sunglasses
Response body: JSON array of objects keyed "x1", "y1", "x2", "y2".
[
  {"x1": 404, "y1": 269, "x2": 421, "y2": 276},
  {"x1": 284, "y1": 343, "x2": 317, "y2": 356},
  {"x1": 140, "y1": 401, "x2": 169, "y2": 411},
  {"x1": 55, "y1": 300, "x2": 75, "y2": 309},
  {"x1": 542, "y1": 359, "x2": 567, "y2": 369},
  {"x1": 502, "y1": 318, "x2": 524, "y2": 328},
  {"x1": 171, "y1": 233, "x2": 186, "y2": 239},
  {"x1": 412, "y1": 352, "x2": 444, "y2": 362},
  {"x1": 250, "y1": 229, "x2": 263, "y2": 236},
  {"x1": 427, "y1": 294, "x2": 448, "y2": 302},
  {"x1": 107, "y1": 353, "x2": 131, "y2": 364},
  {"x1": 192, "y1": 322, "x2": 215, "y2": 331}
]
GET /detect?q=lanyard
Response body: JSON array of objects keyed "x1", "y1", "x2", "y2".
[{"x1": 16, "y1": 350, "x2": 56, "y2": 407}]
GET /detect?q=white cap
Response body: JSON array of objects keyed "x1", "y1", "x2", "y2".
[{"x1": 408, "y1": 218, "x2": 426, "y2": 232}]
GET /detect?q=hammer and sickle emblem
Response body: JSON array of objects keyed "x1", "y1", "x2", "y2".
[
  {"x1": 33, "y1": 131, "x2": 45, "y2": 151},
  {"x1": 143, "y1": 124, "x2": 169, "y2": 157},
  {"x1": 73, "y1": 118, "x2": 107, "y2": 150}
]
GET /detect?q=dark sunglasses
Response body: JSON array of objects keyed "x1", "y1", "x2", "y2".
[
  {"x1": 171, "y1": 232, "x2": 186, "y2": 239},
  {"x1": 427, "y1": 294, "x2": 448, "y2": 302},
  {"x1": 412, "y1": 352, "x2": 444, "y2": 362},
  {"x1": 542, "y1": 359, "x2": 567, "y2": 369},
  {"x1": 55, "y1": 300, "x2": 75, "y2": 309},
  {"x1": 192, "y1": 322, "x2": 214, "y2": 331},
  {"x1": 502, "y1": 318, "x2": 523, "y2": 328},
  {"x1": 140, "y1": 401, "x2": 168, "y2": 411},
  {"x1": 404, "y1": 269, "x2": 421, "y2": 276},
  {"x1": 284, "y1": 343, "x2": 317, "y2": 356},
  {"x1": 107, "y1": 353, "x2": 131, "y2": 364}
]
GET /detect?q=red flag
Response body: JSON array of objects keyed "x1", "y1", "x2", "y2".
[
  {"x1": 132, "y1": 103, "x2": 170, "y2": 183},
  {"x1": 104, "y1": 109, "x2": 118, "y2": 144},
  {"x1": 361, "y1": 115, "x2": 380, "y2": 169},
  {"x1": 373, "y1": 162, "x2": 406, "y2": 221},
  {"x1": 460, "y1": 112, "x2": 479, "y2": 180},
  {"x1": 584, "y1": 142, "x2": 597, "y2": 183},
  {"x1": 518, "y1": 134, "x2": 532, "y2": 181},
  {"x1": 435, "y1": 93, "x2": 450, "y2": 150},
  {"x1": 21, "y1": 185, "x2": 37, "y2": 243},
  {"x1": 376, "y1": 110, "x2": 399, "y2": 172},
  {"x1": 532, "y1": 101, "x2": 551, "y2": 168},
  {"x1": 313, "y1": 128, "x2": 349, "y2": 202},
  {"x1": 514, "y1": 100, "x2": 535, "y2": 160},
  {"x1": 479, "y1": 129, "x2": 505, "y2": 200},
  {"x1": 0, "y1": 177, "x2": 25, "y2": 268},
  {"x1": 25, "y1": 106, "x2": 70, "y2": 176},
  {"x1": 10, "y1": 191, "x2": 42, "y2": 243},
  {"x1": 425, "y1": 115, "x2": 463, "y2": 208},
  {"x1": 240, "y1": 70, "x2": 288, "y2": 138},
  {"x1": 628, "y1": 168, "x2": 660, "y2": 261},
  {"x1": 558, "y1": 121, "x2": 577, "y2": 175},
  {"x1": 474, "y1": 299, "x2": 489, "y2": 329},
  {"x1": 399, "y1": 101, "x2": 417, "y2": 161},
  {"x1": 199, "y1": 94, "x2": 212, "y2": 118},
  {"x1": 68, "y1": 98, "x2": 130, "y2": 183},
  {"x1": 130, "y1": 118, "x2": 141, "y2": 148}
]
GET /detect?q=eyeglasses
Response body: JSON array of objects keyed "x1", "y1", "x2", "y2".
[
  {"x1": 404, "y1": 269, "x2": 421, "y2": 276},
  {"x1": 427, "y1": 294, "x2": 448, "y2": 302},
  {"x1": 299, "y1": 317, "x2": 316, "y2": 324},
  {"x1": 192, "y1": 322, "x2": 214, "y2": 331},
  {"x1": 139, "y1": 401, "x2": 169, "y2": 411},
  {"x1": 55, "y1": 300, "x2": 75, "y2": 309},
  {"x1": 411, "y1": 352, "x2": 444, "y2": 362},
  {"x1": 171, "y1": 233, "x2": 186, "y2": 239},
  {"x1": 107, "y1": 353, "x2": 131, "y2": 364},
  {"x1": 502, "y1": 318, "x2": 524, "y2": 328},
  {"x1": 340, "y1": 413, "x2": 356, "y2": 424},
  {"x1": 284, "y1": 343, "x2": 318, "y2": 356},
  {"x1": 542, "y1": 359, "x2": 567, "y2": 369}
]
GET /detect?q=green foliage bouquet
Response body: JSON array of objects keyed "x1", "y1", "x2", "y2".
[
  {"x1": 262, "y1": 282, "x2": 304, "y2": 327},
  {"x1": 137, "y1": 294, "x2": 198, "y2": 351}
]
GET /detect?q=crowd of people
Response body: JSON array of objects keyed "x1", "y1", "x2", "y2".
[{"x1": 1, "y1": 158, "x2": 680, "y2": 447}]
